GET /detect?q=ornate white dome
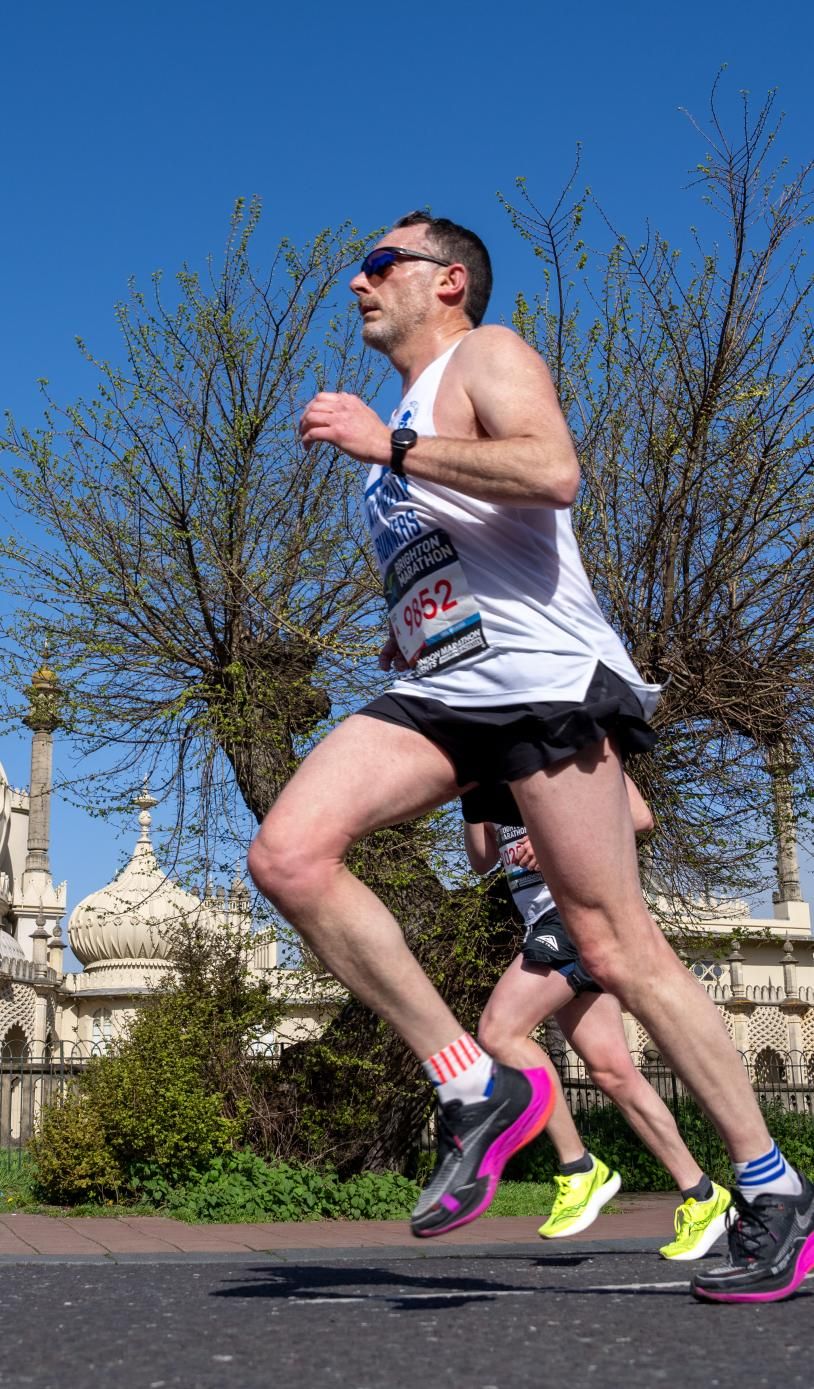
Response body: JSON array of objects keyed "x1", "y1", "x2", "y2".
[{"x1": 68, "y1": 785, "x2": 203, "y2": 970}]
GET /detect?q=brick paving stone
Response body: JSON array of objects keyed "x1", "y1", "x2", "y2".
[
  {"x1": 120, "y1": 1215, "x2": 254, "y2": 1252},
  {"x1": 59, "y1": 1217, "x2": 186, "y2": 1254},
  {"x1": 0, "y1": 1217, "x2": 39, "y2": 1255},
  {"x1": 2, "y1": 1214, "x2": 107, "y2": 1255}
]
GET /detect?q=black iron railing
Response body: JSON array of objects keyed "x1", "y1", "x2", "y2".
[{"x1": 1, "y1": 1044, "x2": 812, "y2": 1172}]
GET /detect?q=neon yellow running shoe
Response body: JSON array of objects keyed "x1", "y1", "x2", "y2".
[
  {"x1": 538, "y1": 1156, "x2": 621, "y2": 1239},
  {"x1": 659, "y1": 1182, "x2": 732, "y2": 1261}
]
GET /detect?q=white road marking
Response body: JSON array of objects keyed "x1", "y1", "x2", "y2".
[
  {"x1": 580, "y1": 1281, "x2": 688, "y2": 1292},
  {"x1": 287, "y1": 1290, "x2": 538, "y2": 1304}
]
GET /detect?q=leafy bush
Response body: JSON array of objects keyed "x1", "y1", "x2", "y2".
[
  {"x1": 28, "y1": 914, "x2": 281, "y2": 1205},
  {"x1": 28, "y1": 1095, "x2": 123, "y2": 1204},
  {"x1": 154, "y1": 1151, "x2": 419, "y2": 1223},
  {"x1": 507, "y1": 1098, "x2": 814, "y2": 1190},
  {"x1": 29, "y1": 997, "x2": 242, "y2": 1204}
]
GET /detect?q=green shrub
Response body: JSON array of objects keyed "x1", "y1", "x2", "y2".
[
  {"x1": 160, "y1": 1151, "x2": 420, "y2": 1223},
  {"x1": 29, "y1": 910, "x2": 282, "y2": 1207},
  {"x1": 29, "y1": 998, "x2": 241, "y2": 1204},
  {"x1": 507, "y1": 1098, "x2": 814, "y2": 1190},
  {"x1": 28, "y1": 1094, "x2": 123, "y2": 1204},
  {"x1": 333, "y1": 1170, "x2": 418, "y2": 1221}
]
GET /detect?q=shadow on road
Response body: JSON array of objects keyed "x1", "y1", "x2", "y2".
[{"x1": 211, "y1": 1254, "x2": 590, "y2": 1307}]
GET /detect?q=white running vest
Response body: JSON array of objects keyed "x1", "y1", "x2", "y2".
[{"x1": 364, "y1": 338, "x2": 660, "y2": 711}]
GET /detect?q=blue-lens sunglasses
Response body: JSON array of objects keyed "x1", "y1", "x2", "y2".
[{"x1": 360, "y1": 246, "x2": 451, "y2": 278}]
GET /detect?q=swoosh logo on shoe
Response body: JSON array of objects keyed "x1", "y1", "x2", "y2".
[{"x1": 461, "y1": 1101, "x2": 510, "y2": 1156}]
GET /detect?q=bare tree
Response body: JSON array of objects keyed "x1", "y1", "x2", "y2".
[
  {"x1": 502, "y1": 83, "x2": 814, "y2": 903},
  {"x1": 1, "y1": 200, "x2": 384, "y2": 839}
]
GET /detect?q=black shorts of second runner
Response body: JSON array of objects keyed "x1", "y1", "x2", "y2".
[
  {"x1": 358, "y1": 661, "x2": 656, "y2": 792},
  {"x1": 523, "y1": 906, "x2": 602, "y2": 997}
]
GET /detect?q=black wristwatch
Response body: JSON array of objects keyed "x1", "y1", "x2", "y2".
[{"x1": 389, "y1": 427, "x2": 418, "y2": 476}]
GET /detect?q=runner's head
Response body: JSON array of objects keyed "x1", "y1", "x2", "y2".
[
  {"x1": 351, "y1": 213, "x2": 492, "y2": 354},
  {"x1": 392, "y1": 213, "x2": 493, "y2": 328}
]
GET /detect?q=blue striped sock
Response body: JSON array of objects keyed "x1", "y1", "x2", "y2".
[{"x1": 733, "y1": 1143, "x2": 802, "y2": 1202}]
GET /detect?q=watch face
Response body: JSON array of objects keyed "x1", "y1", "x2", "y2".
[{"x1": 391, "y1": 427, "x2": 418, "y2": 448}]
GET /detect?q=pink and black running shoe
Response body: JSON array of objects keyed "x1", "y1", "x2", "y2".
[
  {"x1": 691, "y1": 1174, "x2": 814, "y2": 1303},
  {"x1": 410, "y1": 1063, "x2": 553, "y2": 1238}
]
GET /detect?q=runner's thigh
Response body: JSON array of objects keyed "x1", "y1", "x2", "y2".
[
  {"x1": 481, "y1": 954, "x2": 575, "y2": 1037},
  {"x1": 510, "y1": 738, "x2": 644, "y2": 920},
  {"x1": 255, "y1": 713, "x2": 464, "y2": 858}
]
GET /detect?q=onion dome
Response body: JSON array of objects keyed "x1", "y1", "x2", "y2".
[{"x1": 68, "y1": 783, "x2": 202, "y2": 970}]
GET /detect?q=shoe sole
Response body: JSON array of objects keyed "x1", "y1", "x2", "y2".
[
  {"x1": 412, "y1": 1067, "x2": 554, "y2": 1239},
  {"x1": 538, "y1": 1170, "x2": 622, "y2": 1240},
  {"x1": 659, "y1": 1208, "x2": 730, "y2": 1261},
  {"x1": 691, "y1": 1233, "x2": 814, "y2": 1302}
]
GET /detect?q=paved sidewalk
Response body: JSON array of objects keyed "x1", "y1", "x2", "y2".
[{"x1": 0, "y1": 1192, "x2": 678, "y2": 1258}]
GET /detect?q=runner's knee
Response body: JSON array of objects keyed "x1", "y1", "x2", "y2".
[
  {"x1": 477, "y1": 1003, "x2": 519, "y2": 1056},
  {"x1": 586, "y1": 1058, "x2": 636, "y2": 1101},
  {"x1": 565, "y1": 910, "x2": 661, "y2": 996},
  {"x1": 248, "y1": 810, "x2": 334, "y2": 917}
]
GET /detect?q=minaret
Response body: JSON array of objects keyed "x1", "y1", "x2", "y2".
[
  {"x1": 22, "y1": 660, "x2": 61, "y2": 878},
  {"x1": 15, "y1": 659, "x2": 68, "y2": 958},
  {"x1": 767, "y1": 740, "x2": 810, "y2": 930}
]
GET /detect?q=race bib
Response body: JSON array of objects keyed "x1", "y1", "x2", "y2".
[
  {"x1": 365, "y1": 464, "x2": 489, "y2": 677},
  {"x1": 383, "y1": 527, "x2": 488, "y2": 676},
  {"x1": 496, "y1": 824, "x2": 546, "y2": 897}
]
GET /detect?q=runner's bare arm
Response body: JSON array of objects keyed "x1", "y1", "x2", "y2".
[
  {"x1": 463, "y1": 821, "x2": 500, "y2": 875},
  {"x1": 299, "y1": 327, "x2": 579, "y2": 508}
]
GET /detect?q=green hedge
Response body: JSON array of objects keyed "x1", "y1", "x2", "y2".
[{"x1": 507, "y1": 1099, "x2": 814, "y2": 1190}]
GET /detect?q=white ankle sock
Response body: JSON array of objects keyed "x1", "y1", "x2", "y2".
[
  {"x1": 734, "y1": 1143, "x2": 802, "y2": 1202},
  {"x1": 422, "y1": 1034, "x2": 495, "y2": 1105}
]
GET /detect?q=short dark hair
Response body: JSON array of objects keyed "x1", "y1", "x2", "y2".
[{"x1": 393, "y1": 211, "x2": 493, "y2": 327}]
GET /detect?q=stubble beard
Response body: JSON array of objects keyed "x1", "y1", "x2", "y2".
[{"x1": 361, "y1": 289, "x2": 431, "y2": 357}]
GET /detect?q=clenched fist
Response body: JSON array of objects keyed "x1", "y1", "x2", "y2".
[{"x1": 300, "y1": 392, "x2": 391, "y2": 465}]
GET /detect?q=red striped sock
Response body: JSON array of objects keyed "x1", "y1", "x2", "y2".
[{"x1": 422, "y1": 1034, "x2": 494, "y2": 1105}]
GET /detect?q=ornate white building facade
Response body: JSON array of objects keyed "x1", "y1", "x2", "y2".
[{"x1": 0, "y1": 667, "x2": 338, "y2": 1059}]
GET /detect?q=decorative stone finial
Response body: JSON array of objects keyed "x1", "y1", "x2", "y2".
[
  {"x1": 782, "y1": 937, "x2": 799, "y2": 1000},
  {"x1": 23, "y1": 655, "x2": 63, "y2": 734},
  {"x1": 134, "y1": 779, "x2": 158, "y2": 840}
]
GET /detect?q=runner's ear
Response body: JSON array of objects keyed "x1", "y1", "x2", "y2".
[{"x1": 436, "y1": 262, "x2": 467, "y2": 312}]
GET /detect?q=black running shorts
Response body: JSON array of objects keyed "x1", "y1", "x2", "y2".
[
  {"x1": 358, "y1": 662, "x2": 655, "y2": 792},
  {"x1": 522, "y1": 907, "x2": 602, "y2": 996}
]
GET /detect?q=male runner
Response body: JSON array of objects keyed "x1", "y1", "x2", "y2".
[
  {"x1": 248, "y1": 212, "x2": 814, "y2": 1301},
  {"x1": 465, "y1": 781, "x2": 730, "y2": 1258}
]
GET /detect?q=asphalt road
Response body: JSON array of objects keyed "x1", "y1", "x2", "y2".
[{"x1": 1, "y1": 1249, "x2": 811, "y2": 1389}]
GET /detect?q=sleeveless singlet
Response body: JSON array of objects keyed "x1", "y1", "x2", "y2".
[
  {"x1": 363, "y1": 337, "x2": 660, "y2": 712},
  {"x1": 495, "y1": 823, "x2": 554, "y2": 925}
]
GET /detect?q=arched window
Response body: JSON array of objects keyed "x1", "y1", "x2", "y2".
[
  {"x1": 1, "y1": 1026, "x2": 29, "y2": 1060},
  {"x1": 755, "y1": 1047, "x2": 786, "y2": 1087},
  {"x1": 91, "y1": 1009, "x2": 113, "y2": 1053}
]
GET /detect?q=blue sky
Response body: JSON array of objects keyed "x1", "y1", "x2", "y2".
[{"x1": 1, "y1": 0, "x2": 813, "y2": 940}]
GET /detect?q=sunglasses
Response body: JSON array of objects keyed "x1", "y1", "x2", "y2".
[{"x1": 360, "y1": 246, "x2": 451, "y2": 278}]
